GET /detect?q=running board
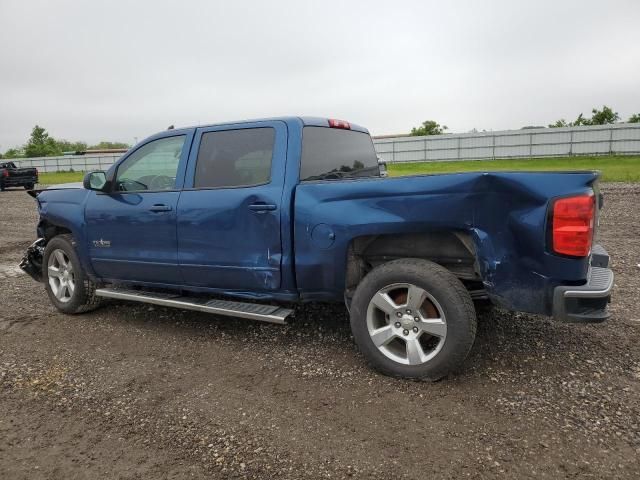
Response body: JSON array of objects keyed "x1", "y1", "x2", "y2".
[{"x1": 95, "y1": 288, "x2": 293, "y2": 324}]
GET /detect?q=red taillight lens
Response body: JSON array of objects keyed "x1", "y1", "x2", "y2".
[
  {"x1": 2, "y1": 170, "x2": 8, "y2": 177},
  {"x1": 552, "y1": 194, "x2": 595, "y2": 257},
  {"x1": 328, "y1": 118, "x2": 351, "y2": 130}
]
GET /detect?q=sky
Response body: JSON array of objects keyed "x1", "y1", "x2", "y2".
[{"x1": 1, "y1": 0, "x2": 639, "y2": 150}]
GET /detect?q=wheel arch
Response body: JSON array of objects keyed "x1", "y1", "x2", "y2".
[
  {"x1": 36, "y1": 217, "x2": 97, "y2": 280},
  {"x1": 37, "y1": 218, "x2": 73, "y2": 241},
  {"x1": 345, "y1": 230, "x2": 483, "y2": 299}
]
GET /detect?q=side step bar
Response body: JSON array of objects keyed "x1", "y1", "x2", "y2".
[{"x1": 95, "y1": 288, "x2": 293, "y2": 324}]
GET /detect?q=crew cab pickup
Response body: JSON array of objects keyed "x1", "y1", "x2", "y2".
[
  {"x1": 0, "y1": 161, "x2": 38, "y2": 191},
  {"x1": 20, "y1": 117, "x2": 613, "y2": 380}
]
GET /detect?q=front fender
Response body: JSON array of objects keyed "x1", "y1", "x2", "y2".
[{"x1": 36, "y1": 188, "x2": 96, "y2": 278}]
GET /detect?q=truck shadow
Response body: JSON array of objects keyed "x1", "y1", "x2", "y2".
[{"x1": 95, "y1": 298, "x2": 626, "y2": 382}]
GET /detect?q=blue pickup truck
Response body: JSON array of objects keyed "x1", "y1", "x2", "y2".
[{"x1": 20, "y1": 117, "x2": 613, "y2": 380}]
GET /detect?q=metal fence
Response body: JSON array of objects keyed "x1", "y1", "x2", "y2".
[
  {"x1": 373, "y1": 123, "x2": 640, "y2": 163},
  {"x1": 11, "y1": 123, "x2": 640, "y2": 173},
  {"x1": 13, "y1": 153, "x2": 123, "y2": 173}
]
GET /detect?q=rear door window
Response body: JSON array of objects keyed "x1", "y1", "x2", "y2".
[
  {"x1": 300, "y1": 127, "x2": 380, "y2": 181},
  {"x1": 194, "y1": 128, "x2": 275, "y2": 188}
]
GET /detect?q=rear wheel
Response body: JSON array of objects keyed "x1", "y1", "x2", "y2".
[
  {"x1": 43, "y1": 234, "x2": 102, "y2": 314},
  {"x1": 350, "y1": 259, "x2": 476, "y2": 380},
  {"x1": 24, "y1": 183, "x2": 34, "y2": 190}
]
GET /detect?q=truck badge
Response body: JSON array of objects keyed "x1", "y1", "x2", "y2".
[{"x1": 93, "y1": 239, "x2": 111, "y2": 248}]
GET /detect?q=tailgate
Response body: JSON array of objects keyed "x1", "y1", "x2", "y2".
[{"x1": 10, "y1": 168, "x2": 37, "y2": 179}]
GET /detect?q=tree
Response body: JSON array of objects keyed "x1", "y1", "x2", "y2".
[
  {"x1": 88, "y1": 141, "x2": 130, "y2": 150},
  {"x1": 548, "y1": 119, "x2": 569, "y2": 128},
  {"x1": 550, "y1": 105, "x2": 620, "y2": 128},
  {"x1": 2, "y1": 129, "x2": 132, "y2": 159},
  {"x1": 56, "y1": 139, "x2": 88, "y2": 153},
  {"x1": 2, "y1": 148, "x2": 24, "y2": 158},
  {"x1": 589, "y1": 105, "x2": 619, "y2": 125},
  {"x1": 24, "y1": 125, "x2": 61, "y2": 157},
  {"x1": 410, "y1": 120, "x2": 448, "y2": 136},
  {"x1": 572, "y1": 113, "x2": 591, "y2": 126},
  {"x1": 628, "y1": 113, "x2": 640, "y2": 123}
]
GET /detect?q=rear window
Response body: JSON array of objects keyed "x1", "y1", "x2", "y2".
[{"x1": 300, "y1": 127, "x2": 380, "y2": 181}]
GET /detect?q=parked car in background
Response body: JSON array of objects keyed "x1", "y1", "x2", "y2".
[
  {"x1": 20, "y1": 116, "x2": 613, "y2": 380},
  {"x1": 0, "y1": 161, "x2": 38, "y2": 191}
]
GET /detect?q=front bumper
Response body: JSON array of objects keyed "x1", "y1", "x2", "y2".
[
  {"x1": 19, "y1": 238, "x2": 45, "y2": 282},
  {"x1": 552, "y1": 245, "x2": 613, "y2": 323}
]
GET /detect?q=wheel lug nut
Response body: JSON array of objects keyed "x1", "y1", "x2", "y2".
[
  {"x1": 403, "y1": 329, "x2": 409, "y2": 336},
  {"x1": 394, "y1": 322, "x2": 401, "y2": 328},
  {"x1": 406, "y1": 309, "x2": 411, "y2": 314},
  {"x1": 414, "y1": 317, "x2": 419, "y2": 322},
  {"x1": 396, "y1": 312, "x2": 402, "y2": 318},
  {"x1": 413, "y1": 327, "x2": 419, "y2": 333}
]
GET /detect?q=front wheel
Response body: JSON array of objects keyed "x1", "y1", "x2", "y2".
[
  {"x1": 350, "y1": 259, "x2": 477, "y2": 380},
  {"x1": 43, "y1": 234, "x2": 102, "y2": 314}
]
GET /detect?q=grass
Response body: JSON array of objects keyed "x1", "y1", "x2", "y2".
[
  {"x1": 387, "y1": 155, "x2": 640, "y2": 183},
  {"x1": 37, "y1": 155, "x2": 640, "y2": 185},
  {"x1": 38, "y1": 171, "x2": 85, "y2": 185}
]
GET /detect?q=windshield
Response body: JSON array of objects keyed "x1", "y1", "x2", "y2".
[{"x1": 300, "y1": 127, "x2": 380, "y2": 181}]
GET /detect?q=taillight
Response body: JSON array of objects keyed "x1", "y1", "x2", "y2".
[
  {"x1": 2, "y1": 170, "x2": 8, "y2": 177},
  {"x1": 551, "y1": 194, "x2": 595, "y2": 257},
  {"x1": 328, "y1": 118, "x2": 351, "y2": 130}
]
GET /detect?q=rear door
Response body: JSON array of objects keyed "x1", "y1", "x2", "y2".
[{"x1": 176, "y1": 121, "x2": 286, "y2": 291}]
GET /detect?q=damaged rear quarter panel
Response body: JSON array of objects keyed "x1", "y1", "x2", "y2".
[{"x1": 294, "y1": 171, "x2": 599, "y2": 315}]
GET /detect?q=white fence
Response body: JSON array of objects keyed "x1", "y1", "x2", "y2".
[
  {"x1": 373, "y1": 123, "x2": 640, "y2": 163},
  {"x1": 13, "y1": 153, "x2": 123, "y2": 173},
  {"x1": 10, "y1": 123, "x2": 640, "y2": 173}
]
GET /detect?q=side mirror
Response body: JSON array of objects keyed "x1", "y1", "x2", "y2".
[
  {"x1": 377, "y1": 156, "x2": 388, "y2": 177},
  {"x1": 83, "y1": 171, "x2": 107, "y2": 191}
]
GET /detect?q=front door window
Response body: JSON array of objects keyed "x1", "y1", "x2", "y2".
[{"x1": 115, "y1": 135, "x2": 185, "y2": 192}]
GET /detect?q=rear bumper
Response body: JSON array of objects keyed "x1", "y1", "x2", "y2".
[
  {"x1": 2, "y1": 177, "x2": 37, "y2": 186},
  {"x1": 552, "y1": 245, "x2": 613, "y2": 323}
]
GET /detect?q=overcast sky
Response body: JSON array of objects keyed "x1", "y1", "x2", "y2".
[{"x1": 1, "y1": 0, "x2": 639, "y2": 149}]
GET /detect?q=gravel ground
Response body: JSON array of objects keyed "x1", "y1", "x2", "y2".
[{"x1": 1, "y1": 184, "x2": 639, "y2": 479}]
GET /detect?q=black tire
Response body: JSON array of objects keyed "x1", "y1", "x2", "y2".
[
  {"x1": 0, "y1": 182, "x2": 5, "y2": 191},
  {"x1": 24, "y1": 183, "x2": 34, "y2": 190},
  {"x1": 350, "y1": 258, "x2": 477, "y2": 380},
  {"x1": 43, "y1": 234, "x2": 102, "y2": 314}
]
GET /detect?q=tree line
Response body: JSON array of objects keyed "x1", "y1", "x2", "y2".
[
  {"x1": 3, "y1": 108, "x2": 639, "y2": 156},
  {"x1": 410, "y1": 105, "x2": 640, "y2": 136},
  {"x1": 1, "y1": 125, "x2": 130, "y2": 159}
]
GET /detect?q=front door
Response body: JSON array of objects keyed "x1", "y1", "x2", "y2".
[
  {"x1": 177, "y1": 121, "x2": 286, "y2": 291},
  {"x1": 85, "y1": 133, "x2": 191, "y2": 284}
]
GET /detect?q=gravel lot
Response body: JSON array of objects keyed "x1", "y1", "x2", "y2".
[{"x1": 1, "y1": 184, "x2": 639, "y2": 479}]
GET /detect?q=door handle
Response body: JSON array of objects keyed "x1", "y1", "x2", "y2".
[
  {"x1": 149, "y1": 204, "x2": 172, "y2": 212},
  {"x1": 248, "y1": 203, "x2": 277, "y2": 212}
]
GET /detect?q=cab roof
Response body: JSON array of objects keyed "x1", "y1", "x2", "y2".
[{"x1": 170, "y1": 116, "x2": 369, "y2": 135}]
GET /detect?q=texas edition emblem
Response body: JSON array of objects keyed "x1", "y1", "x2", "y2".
[{"x1": 92, "y1": 239, "x2": 111, "y2": 248}]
